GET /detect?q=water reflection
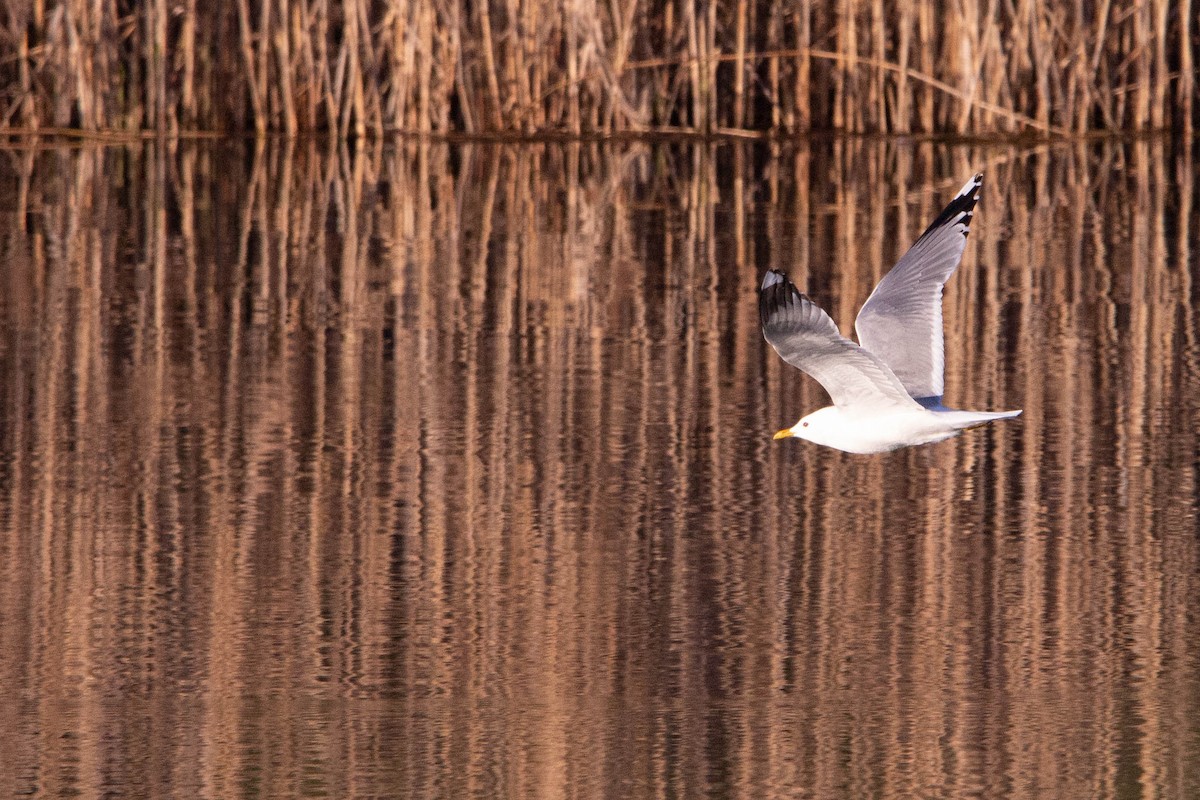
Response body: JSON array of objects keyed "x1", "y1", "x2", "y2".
[{"x1": 0, "y1": 137, "x2": 1197, "y2": 798}]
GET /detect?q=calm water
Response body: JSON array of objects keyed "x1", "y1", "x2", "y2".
[{"x1": 0, "y1": 138, "x2": 1197, "y2": 798}]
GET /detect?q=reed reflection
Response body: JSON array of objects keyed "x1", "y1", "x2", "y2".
[{"x1": 0, "y1": 137, "x2": 1196, "y2": 799}]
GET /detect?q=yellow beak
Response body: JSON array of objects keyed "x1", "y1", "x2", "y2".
[{"x1": 773, "y1": 428, "x2": 793, "y2": 440}]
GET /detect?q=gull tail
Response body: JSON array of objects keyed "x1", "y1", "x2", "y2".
[{"x1": 941, "y1": 409, "x2": 1023, "y2": 430}]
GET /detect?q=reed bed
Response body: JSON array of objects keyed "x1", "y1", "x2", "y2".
[{"x1": 0, "y1": 0, "x2": 1194, "y2": 137}]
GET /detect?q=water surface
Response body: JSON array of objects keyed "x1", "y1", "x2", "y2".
[{"x1": 0, "y1": 138, "x2": 1197, "y2": 798}]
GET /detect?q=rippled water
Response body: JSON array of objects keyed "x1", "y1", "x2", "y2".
[{"x1": 0, "y1": 138, "x2": 1197, "y2": 798}]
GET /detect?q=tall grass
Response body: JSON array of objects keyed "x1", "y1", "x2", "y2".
[{"x1": 0, "y1": 0, "x2": 1195, "y2": 136}]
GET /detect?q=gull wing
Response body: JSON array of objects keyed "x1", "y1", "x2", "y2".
[
  {"x1": 854, "y1": 173, "x2": 983, "y2": 402},
  {"x1": 760, "y1": 270, "x2": 921, "y2": 413}
]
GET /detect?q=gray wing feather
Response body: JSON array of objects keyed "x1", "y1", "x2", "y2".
[
  {"x1": 854, "y1": 173, "x2": 983, "y2": 400},
  {"x1": 760, "y1": 271, "x2": 921, "y2": 413}
]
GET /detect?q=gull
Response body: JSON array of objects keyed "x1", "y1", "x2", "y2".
[{"x1": 761, "y1": 173, "x2": 1021, "y2": 454}]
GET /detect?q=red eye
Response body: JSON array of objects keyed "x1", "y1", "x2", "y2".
[{"x1": 802, "y1": 422, "x2": 809, "y2": 427}]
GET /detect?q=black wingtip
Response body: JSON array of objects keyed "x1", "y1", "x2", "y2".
[
  {"x1": 916, "y1": 173, "x2": 983, "y2": 243},
  {"x1": 759, "y1": 269, "x2": 793, "y2": 324},
  {"x1": 760, "y1": 270, "x2": 793, "y2": 304},
  {"x1": 953, "y1": 173, "x2": 984, "y2": 199},
  {"x1": 761, "y1": 269, "x2": 788, "y2": 290}
]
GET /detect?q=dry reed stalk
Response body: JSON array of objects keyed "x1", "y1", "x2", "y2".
[
  {"x1": 833, "y1": 0, "x2": 847, "y2": 130},
  {"x1": 507, "y1": 0, "x2": 528, "y2": 131},
  {"x1": 1181, "y1": 0, "x2": 1194, "y2": 135},
  {"x1": 893, "y1": 2, "x2": 910, "y2": 133},
  {"x1": 478, "y1": 0, "x2": 503, "y2": 130},
  {"x1": 256, "y1": 0, "x2": 272, "y2": 128},
  {"x1": 235, "y1": 0, "x2": 265, "y2": 134},
  {"x1": 657, "y1": 0, "x2": 676, "y2": 124},
  {"x1": 63, "y1": 7, "x2": 85, "y2": 127},
  {"x1": 870, "y1": 0, "x2": 883, "y2": 130},
  {"x1": 956, "y1": 0, "x2": 975, "y2": 133},
  {"x1": 273, "y1": 0, "x2": 297, "y2": 136},
  {"x1": 566, "y1": 3, "x2": 581, "y2": 134},
  {"x1": 417, "y1": 0, "x2": 434, "y2": 132},
  {"x1": 795, "y1": 1, "x2": 810, "y2": 131},
  {"x1": 437, "y1": 0, "x2": 458, "y2": 131},
  {"x1": 308, "y1": 0, "x2": 331, "y2": 133},
  {"x1": 291, "y1": 0, "x2": 313, "y2": 129},
  {"x1": 381, "y1": 0, "x2": 401, "y2": 128},
  {"x1": 154, "y1": 0, "x2": 168, "y2": 130},
  {"x1": 956, "y1": 0, "x2": 994, "y2": 133},
  {"x1": 917, "y1": 0, "x2": 934, "y2": 131},
  {"x1": 705, "y1": 0, "x2": 717, "y2": 130},
  {"x1": 358, "y1": 0, "x2": 385, "y2": 136},
  {"x1": 684, "y1": 0, "x2": 701, "y2": 131},
  {"x1": 346, "y1": 0, "x2": 366, "y2": 137},
  {"x1": 764, "y1": 3, "x2": 780, "y2": 128},
  {"x1": 1151, "y1": 0, "x2": 1167, "y2": 129},
  {"x1": 1134, "y1": 1, "x2": 1150, "y2": 129},
  {"x1": 180, "y1": 0, "x2": 197, "y2": 127},
  {"x1": 734, "y1": 0, "x2": 747, "y2": 130},
  {"x1": 1068, "y1": 12, "x2": 1088, "y2": 134}
]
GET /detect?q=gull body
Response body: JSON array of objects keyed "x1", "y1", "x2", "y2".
[
  {"x1": 776, "y1": 405, "x2": 1021, "y2": 455},
  {"x1": 761, "y1": 173, "x2": 1021, "y2": 454}
]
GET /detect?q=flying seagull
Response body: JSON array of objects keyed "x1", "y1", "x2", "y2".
[{"x1": 760, "y1": 173, "x2": 1021, "y2": 454}]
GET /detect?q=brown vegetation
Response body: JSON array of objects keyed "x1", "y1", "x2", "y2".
[{"x1": 0, "y1": 0, "x2": 1195, "y2": 136}]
